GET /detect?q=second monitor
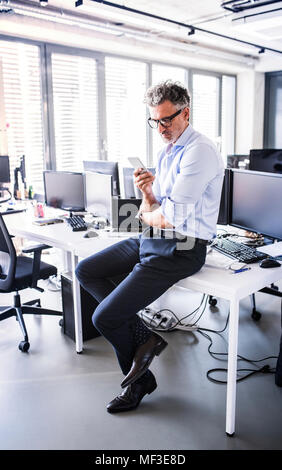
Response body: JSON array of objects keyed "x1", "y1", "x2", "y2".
[
  {"x1": 230, "y1": 169, "x2": 282, "y2": 240},
  {"x1": 122, "y1": 166, "x2": 156, "y2": 199},
  {"x1": 83, "y1": 160, "x2": 120, "y2": 197},
  {"x1": 43, "y1": 171, "x2": 85, "y2": 211},
  {"x1": 84, "y1": 171, "x2": 112, "y2": 223}
]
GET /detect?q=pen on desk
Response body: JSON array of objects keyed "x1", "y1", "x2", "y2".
[{"x1": 232, "y1": 267, "x2": 251, "y2": 274}]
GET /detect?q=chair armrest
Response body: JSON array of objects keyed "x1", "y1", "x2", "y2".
[
  {"x1": 22, "y1": 243, "x2": 52, "y2": 254},
  {"x1": 22, "y1": 244, "x2": 52, "y2": 291}
]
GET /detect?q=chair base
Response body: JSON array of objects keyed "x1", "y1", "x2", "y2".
[{"x1": 0, "y1": 292, "x2": 62, "y2": 352}]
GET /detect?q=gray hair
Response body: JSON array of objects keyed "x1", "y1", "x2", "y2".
[{"x1": 144, "y1": 80, "x2": 191, "y2": 109}]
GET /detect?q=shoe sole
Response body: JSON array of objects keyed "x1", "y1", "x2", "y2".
[
  {"x1": 107, "y1": 381, "x2": 157, "y2": 414},
  {"x1": 121, "y1": 340, "x2": 168, "y2": 388}
]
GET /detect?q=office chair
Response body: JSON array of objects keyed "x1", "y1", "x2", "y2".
[{"x1": 0, "y1": 213, "x2": 62, "y2": 352}]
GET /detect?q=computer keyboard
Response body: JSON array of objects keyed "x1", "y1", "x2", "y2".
[
  {"x1": 212, "y1": 237, "x2": 269, "y2": 264},
  {"x1": 66, "y1": 215, "x2": 87, "y2": 232}
]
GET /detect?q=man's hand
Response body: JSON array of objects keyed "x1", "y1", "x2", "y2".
[{"x1": 134, "y1": 168, "x2": 155, "y2": 197}]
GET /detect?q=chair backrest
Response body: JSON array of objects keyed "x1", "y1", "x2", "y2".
[{"x1": 0, "y1": 213, "x2": 17, "y2": 291}]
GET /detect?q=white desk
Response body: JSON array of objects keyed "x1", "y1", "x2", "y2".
[
  {"x1": 3, "y1": 210, "x2": 131, "y2": 353},
  {"x1": 4, "y1": 210, "x2": 282, "y2": 436},
  {"x1": 75, "y1": 238, "x2": 282, "y2": 436}
]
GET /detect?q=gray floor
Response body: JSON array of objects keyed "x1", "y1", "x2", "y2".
[{"x1": 0, "y1": 276, "x2": 282, "y2": 451}]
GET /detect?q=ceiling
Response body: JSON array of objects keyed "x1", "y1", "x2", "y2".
[{"x1": 1, "y1": 0, "x2": 282, "y2": 72}]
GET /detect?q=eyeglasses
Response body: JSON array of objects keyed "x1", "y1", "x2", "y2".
[{"x1": 147, "y1": 108, "x2": 185, "y2": 129}]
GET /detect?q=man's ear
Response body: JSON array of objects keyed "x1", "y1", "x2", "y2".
[{"x1": 185, "y1": 107, "x2": 190, "y2": 122}]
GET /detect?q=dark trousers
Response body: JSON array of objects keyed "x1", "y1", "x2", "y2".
[{"x1": 75, "y1": 233, "x2": 206, "y2": 375}]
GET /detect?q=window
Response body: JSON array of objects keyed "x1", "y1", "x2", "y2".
[
  {"x1": 221, "y1": 75, "x2": 236, "y2": 163},
  {"x1": 151, "y1": 64, "x2": 187, "y2": 164},
  {"x1": 0, "y1": 37, "x2": 236, "y2": 191},
  {"x1": 264, "y1": 72, "x2": 282, "y2": 148},
  {"x1": 191, "y1": 73, "x2": 220, "y2": 147},
  {"x1": 105, "y1": 57, "x2": 147, "y2": 165},
  {"x1": 51, "y1": 52, "x2": 99, "y2": 172},
  {"x1": 0, "y1": 40, "x2": 44, "y2": 193}
]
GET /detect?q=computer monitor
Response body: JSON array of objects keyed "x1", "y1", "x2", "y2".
[
  {"x1": 122, "y1": 167, "x2": 156, "y2": 199},
  {"x1": 217, "y1": 168, "x2": 231, "y2": 225},
  {"x1": 43, "y1": 171, "x2": 85, "y2": 211},
  {"x1": 249, "y1": 149, "x2": 282, "y2": 173},
  {"x1": 83, "y1": 160, "x2": 120, "y2": 197},
  {"x1": 230, "y1": 169, "x2": 282, "y2": 240},
  {"x1": 84, "y1": 172, "x2": 112, "y2": 223},
  {"x1": 0, "y1": 156, "x2": 10, "y2": 187}
]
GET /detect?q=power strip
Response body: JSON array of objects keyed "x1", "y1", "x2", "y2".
[
  {"x1": 137, "y1": 308, "x2": 176, "y2": 330},
  {"x1": 175, "y1": 324, "x2": 199, "y2": 331},
  {"x1": 138, "y1": 308, "x2": 199, "y2": 332}
]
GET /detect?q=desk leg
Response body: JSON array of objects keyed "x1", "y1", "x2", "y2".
[
  {"x1": 226, "y1": 298, "x2": 239, "y2": 436},
  {"x1": 71, "y1": 252, "x2": 83, "y2": 353}
]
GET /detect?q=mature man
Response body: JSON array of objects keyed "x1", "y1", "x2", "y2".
[{"x1": 75, "y1": 80, "x2": 224, "y2": 413}]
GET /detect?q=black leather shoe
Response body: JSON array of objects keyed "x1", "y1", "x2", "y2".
[
  {"x1": 121, "y1": 332, "x2": 167, "y2": 388},
  {"x1": 107, "y1": 374, "x2": 157, "y2": 413}
]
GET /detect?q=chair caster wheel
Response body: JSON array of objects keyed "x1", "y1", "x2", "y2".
[
  {"x1": 19, "y1": 341, "x2": 30, "y2": 352},
  {"x1": 251, "y1": 309, "x2": 261, "y2": 321},
  {"x1": 209, "y1": 297, "x2": 217, "y2": 307},
  {"x1": 59, "y1": 318, "x2": 64, "y2": 328}
]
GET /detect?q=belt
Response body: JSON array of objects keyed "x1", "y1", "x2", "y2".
[
  {"x1": 146, "y1": 227, "x2": 209, "y2": 245},
  {"x1": 194, "y1": 238, "x2": 209, "y2": 246}
]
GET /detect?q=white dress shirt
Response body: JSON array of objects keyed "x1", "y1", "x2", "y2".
[{"x1": 152, "y1": 124, "x2": 224, "y2": 240}]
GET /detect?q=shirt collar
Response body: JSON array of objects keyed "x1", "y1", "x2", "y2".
[
  {"x1": 173, "y1": 124, "x2": 193, "y2": 148},
  {"x1": 164, "y1": 125, "x2": 194, "y2": 155}
]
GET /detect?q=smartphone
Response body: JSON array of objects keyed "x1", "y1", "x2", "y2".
[{"x1": 128, "y1": 157, "x2": 148, "y2": 174}]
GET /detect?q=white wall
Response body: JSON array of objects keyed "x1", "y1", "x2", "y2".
[{"x1": 235, "y1": 71, "x2": 265, "y2": 154}]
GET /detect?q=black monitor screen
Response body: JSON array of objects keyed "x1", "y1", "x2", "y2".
[
  {"x1": 230, "y1": 169, "x2": 282, "y2": 240},
  {"x1": 44, "y1": 171, "x2": 85, "y2": 211},
  {"x1": 83, "y1": 160, "x2": 120, "y2": 197},
  {"x1": 0, "y1": 156, "x2": 10, "y2": 184},
  {"x1": 249, "y1": 149, "x2": 282, "y2": 173}
]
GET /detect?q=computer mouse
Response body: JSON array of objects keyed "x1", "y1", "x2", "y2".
[
  {"x1": 259, "y1": 258, "x2": 281, "y2": 268},
  {"x1": 83, "y1": 231, "x2": 98, "y2": 238}
]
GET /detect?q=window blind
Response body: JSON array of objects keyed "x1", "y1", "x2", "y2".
[
  {"x1": 221, "y1": 75, "x2": 236, "y2": 162},
  {"x1": 151, "y1": 64, "x2": 187, "y2": 164},
  {"x1": 51, "y1": 53, "x2": 99, "y2": 172},
  {"x1": 0, "y1": 40, "x2": 44, "y2": 193},
  {"x1": 105, "y1": 56, "x2": 147, "y2": 165},
  {"x1": 192, "y1": 73, "x2": 219, "y2": 146}
]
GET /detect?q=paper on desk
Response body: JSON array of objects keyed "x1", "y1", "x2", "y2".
[{"x1": 258, "y1": 241, "x2": 282, "y2": 257}]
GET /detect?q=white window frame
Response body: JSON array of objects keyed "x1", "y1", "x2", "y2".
[{"x1": 0, "y1": 33, "x2": 236, "y2": 191}]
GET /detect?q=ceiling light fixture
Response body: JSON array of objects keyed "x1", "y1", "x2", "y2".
[
  {"x1": 221, "y1": 0, "x2": 281, "y2": 13},
  {"x1": 75, "y1": 0, "x2": 282, "y2": 55},
  {"x1": 0, "y1": 0, "x2": 14, "y2": 14}
]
